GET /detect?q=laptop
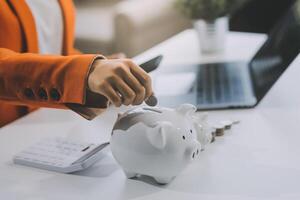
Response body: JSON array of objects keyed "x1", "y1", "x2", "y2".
[{"x1": 155, "y1": 1, "x2": 300, "y2": 110}]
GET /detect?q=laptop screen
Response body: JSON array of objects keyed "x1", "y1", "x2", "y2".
[{"x1": 250, "y1": 1, "x2": 300, "y2": 101}]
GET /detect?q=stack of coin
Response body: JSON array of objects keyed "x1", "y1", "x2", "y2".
[
  {"x1": 220, "y1": 120, "x2": 232, "y2": 130},
  {"x1": 212, "y1": 120, "x2": 240, "y2": 137},
  {"x1": 213, "y1": 124, "x2": 225, "y2": 136}
]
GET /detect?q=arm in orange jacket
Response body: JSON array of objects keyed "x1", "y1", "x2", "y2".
[
  {"x1": 0, "y1": 48, "x2": 105, "y2": 108},
  {"x1": 0, "y1": 48, "x2": 153, "y2": 118}
]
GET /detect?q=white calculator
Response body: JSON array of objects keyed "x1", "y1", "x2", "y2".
[{"x1": 13, "y1": 137, "x2": 109, "y2": 173}]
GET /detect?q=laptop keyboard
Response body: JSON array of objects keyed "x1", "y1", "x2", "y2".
[{"x1": 197, "y1": 63, "x2": 246, "y2": 104}]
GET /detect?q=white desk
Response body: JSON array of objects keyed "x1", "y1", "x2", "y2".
[{"x1": 2, "y1": 30, "x2": 300, "y2": 200}]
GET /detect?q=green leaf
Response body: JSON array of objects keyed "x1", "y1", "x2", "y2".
[{"x1": 175, "y1": 0, "x2": 250, "y2": 21}]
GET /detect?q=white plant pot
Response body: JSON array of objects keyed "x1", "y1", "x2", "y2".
[{"x1": 193, "y1": 17, "x2": 229, "y2": 54}]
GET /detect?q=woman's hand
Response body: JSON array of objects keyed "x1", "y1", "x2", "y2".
[{"x1": 88, "y1": 59, "x2": 152, "y2": 107}]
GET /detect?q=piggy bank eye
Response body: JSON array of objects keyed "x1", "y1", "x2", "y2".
[
  {"x1": 182, "y1": 135, "x2": 186, "y2": 140},
  {"x1": 190, "y1": 129, "x2": 193, "y2": 134}
]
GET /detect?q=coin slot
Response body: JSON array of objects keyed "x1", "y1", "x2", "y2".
[
  {"x1": 82, "y1": 146, "x2": 90, "y2": 152},
  {"x1": 142, "y1": 107, "x2": 162, "y2": 113}
]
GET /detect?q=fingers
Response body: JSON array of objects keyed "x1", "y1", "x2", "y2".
[
  {"x1": 127, "y1": 60, "x2": 153, "y2": 99},
  {"x1": 115, "y1": 65, "x2": 146, "y2": 105},
  {"x1": 99, "y1": 83, "x2": 122, "y2": 107},
  {"x1": 110, "y1": 77, "x2": 137, "y2": 106},
  {"x1": 87, "y1": 58, "x2": 153, "y2": 107},
  {"x1": 126, "y1": 73, "x2": 146, "y2": 105}
]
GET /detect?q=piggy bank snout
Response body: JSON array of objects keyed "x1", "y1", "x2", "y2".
[{"x1": 185, "y1": 140, "x2": 201, "y2": 161}]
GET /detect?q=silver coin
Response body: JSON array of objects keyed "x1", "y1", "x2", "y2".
[{"x1": 145, "y1": 95, "x2": 158, "y2": 107}]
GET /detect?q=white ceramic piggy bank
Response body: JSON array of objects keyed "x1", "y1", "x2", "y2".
[{"x1": 110, "y1": 104, "x2": 203, "y2": 184}]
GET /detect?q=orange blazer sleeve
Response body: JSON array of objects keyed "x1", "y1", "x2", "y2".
[{"x1": 0, "y1": 48, "x2": 106, "y2": 109}]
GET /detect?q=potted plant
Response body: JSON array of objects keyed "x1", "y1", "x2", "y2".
[{"x1": 176, "y1": 0, "x2": 248, "y2": 53}]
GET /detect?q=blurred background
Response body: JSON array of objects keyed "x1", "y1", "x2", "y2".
[{"x1": 73, "y1": 0, "x2": 295, "y2": 57}]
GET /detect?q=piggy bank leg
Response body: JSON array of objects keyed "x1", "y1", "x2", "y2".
[
  {"x1": 124, "y1": 170, "x2": 137, "y2": 179},
  {"x1": 154, "y1": 176, "x2": 174, "y2": 184}
]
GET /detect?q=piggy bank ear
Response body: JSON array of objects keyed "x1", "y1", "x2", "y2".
[
  {"x1": 176, "y1": 104, "x2": 197, "y2": 116},
  {"x1": 146, "y1": 121, "x2": 172, "y2": 149}
]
